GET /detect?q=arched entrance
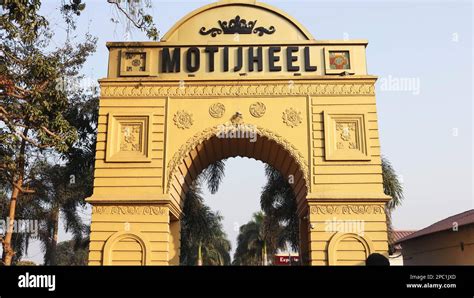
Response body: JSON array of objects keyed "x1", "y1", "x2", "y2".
[
  {"x1": 167, "y1": 125, "x2": 311, "y2": 264},
  {"x1": 87, "y1": 0, "x2": 391, "y2": 266}
]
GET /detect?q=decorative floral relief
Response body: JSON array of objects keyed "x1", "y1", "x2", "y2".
[
  {"x1": 209, "y1": 103, "x2": 226, "y2": 118},
  {"x1": 173, "y1": 110, "x2": 193, "y2": 129},
  {"x1": 282, "y1": 108, "x2": 302, "y2": 128},
  {"x1": 336, "y1": 122, "x2": 358, "y2": 150},
  {"x1": 249, "y1": 102, "x2": 266, "y2": 118},
  {"x1": 120, "y1": 124, "x2": 142, "y2": 152},
  {"x1": 123, "y1": 52, "x2": 146, "y2": 72}
]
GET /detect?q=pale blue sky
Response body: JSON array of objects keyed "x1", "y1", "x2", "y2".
[{"x1": 17, "y1": 0, "x2": 473, "y2": 263}]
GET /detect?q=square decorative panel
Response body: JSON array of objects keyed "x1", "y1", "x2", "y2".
[
  {"x1": 106, "y1": 113, "x2": 152, "y2": 162},
  {"x1": 323, "y1": 111, "x2": 371, "y2": 161},
  {"x1": 324, "y1": 48, "x2": 354, "y2": 75},
  {"x1": 120, "y1": 50, "x2": 151, "y2": 76},
  {"x1": 329, "y1": 51, "x2": 350, "y2": 70}
]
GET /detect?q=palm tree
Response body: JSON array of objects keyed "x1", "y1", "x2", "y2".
[
  {"x1": 381, "y1": 156, "x2": 404, "y2": 253},
  {"x1": 200, "y1": 160, "x2": 226, "y2": 194},
  {"x1": 260, "y1": 165, "x2": 299, "y2": 251},
  {"x1": 233, "y1": 211, "x2": 284, "y2": 266},
  {"x1": 34, "y1": 163, "x2": 89, "y2": 265},
  {"x1": 180, "y1": 183, "x2": 231, "y2": 266}
]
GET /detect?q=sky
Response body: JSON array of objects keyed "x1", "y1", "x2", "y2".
[{"x1": 11, "y1": 0, "x2": 473, "y2": 264}]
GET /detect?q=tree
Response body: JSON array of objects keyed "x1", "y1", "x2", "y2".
[
  {"x1": 200, "y1": 160, "x2": 226, "y2": 195},
  {"x1": 107, "y1": 0, "x2": 159, "y2": 40},
  {"x1": 39, "y1": 91, "x2": 98, "y2": 265},
  {"x1": 54, "y1": 239, "x2": 88, "y2": 266},
  {"x1": 233, "y1": 212, "x2": 284, "y2": 266},
  {"x1": 0, "y1": 0, "x2": 96, "y2": 265},
  {"x1": 180, "y1": 183, "x2": 231, "y2": 266},
  {"x1": 381, "y1": 156, "x2": 404, "y2": 253},
  {"x1": 260, "y1": 165, "x2": 299, "y2": 251},
  {"x1": 0, "y1": 158, "x2": 48, "y2": 264}
]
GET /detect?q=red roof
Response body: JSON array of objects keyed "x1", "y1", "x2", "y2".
[
  {"x1": 390, "y1": 230, "x2": 415, "y2": 244},
  {"x1": 390, "y1": 230, "x2": 415, "y2": 250},
  {"x1": 395, "y1": 209, "x2": 474, "y2": 244}
]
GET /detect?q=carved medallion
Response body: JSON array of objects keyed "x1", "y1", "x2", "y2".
[
  {"x1": 209, "y1": 103, "x2": 226, "y2": 118},
  {"x1": 282, "y1": 108, "x2": 302, "y2": 128},
  {"x1": 249, "y1": 102, "x2": 266, "y2": 118},
  {"x1": 173, "y1": 110, "x2": 193, "y2": 129}
]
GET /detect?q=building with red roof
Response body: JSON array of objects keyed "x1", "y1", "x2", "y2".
[{"x1": 395, "y1": 209, "x2": 474, "y2": 265}]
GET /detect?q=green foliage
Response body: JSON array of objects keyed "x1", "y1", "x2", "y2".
[
  {"x1": 61, "y1": 0, "x2": 86, "y2": 16},
  {"x1": 199, "y1": 160, "x2": 226, "y2": 194},
  {"x1": 0, "y1": 0, "x2": 96, "y2": 264},
  {"x1": 260, "y1": 165, "x2": 299, "y2": 251},
  {"x1": 233, "y1": 211, "x2": 284, "y2": 266},
  {"x1": 381, "y1": 156, "x2": 404, "y2": 253},
  {"x1": 1, "y1": 0, "x2": 97, "y2": 158},
  {"x1": 55, "y1": 239, "x2": 88, "y2": 266},
  {"x1": 180, "y1": 183, "x2": 231, "y2": 266},
  {"x1": 382, "y1": 156, "x2": 404, "y2": 210}
]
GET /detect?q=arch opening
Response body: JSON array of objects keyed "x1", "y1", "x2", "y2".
[{"x1": 166, "y1": 127, "x2": 311, "y2": 264}]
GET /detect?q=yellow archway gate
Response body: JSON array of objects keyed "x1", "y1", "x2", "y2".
[{"x1": 87, "y1": 0, "x2": 391, "y2": 266}]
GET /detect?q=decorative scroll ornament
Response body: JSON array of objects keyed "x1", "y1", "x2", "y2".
[
  {"x1": 209, "y1": 103, "x2": 226, "y2": 118},
  {"x1": 249, "y1": 102, "x2": 266, "y2": 118},
  {"x1": 101, "y1": 82, "x2": 376, "y2": 98},
  {"x1": 92, "y1": 206, "x2": 166, "y2": 216},
  {"x1": 282, "y1": 108, "x2": 302, "y2": 128},
  {"x1": 254, "y1": 26, "x2": 276, "y2": 37},
  {"x1": 173, "y1": 110, "x2": 193, "y2": 129},
  {"x1": 200, "y1": 15, "x2": 275, "y2": 37},
  {"x1": 310, "y1": 205, "x2": 385, "y2": 215}
]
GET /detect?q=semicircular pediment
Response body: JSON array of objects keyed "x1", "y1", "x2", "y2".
[{"x1": 161, "y1": 0, "x2": 314, "y2": 43}]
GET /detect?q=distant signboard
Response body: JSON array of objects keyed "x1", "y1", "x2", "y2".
[{"x1": 274, "y1": 255, "x2": 300, "y2": 265}]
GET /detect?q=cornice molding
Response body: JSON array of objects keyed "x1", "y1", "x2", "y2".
[{"x1": 100, "y1": 81, "x2": 375, "y2": 98}]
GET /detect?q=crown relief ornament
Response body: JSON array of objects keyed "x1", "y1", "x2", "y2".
[
  {"x1": 230, "y1": 112, "x2": 244, "y2": 125},
  {"x1": 200, "y1": 15, "x2": 276, "y2": 37}
]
